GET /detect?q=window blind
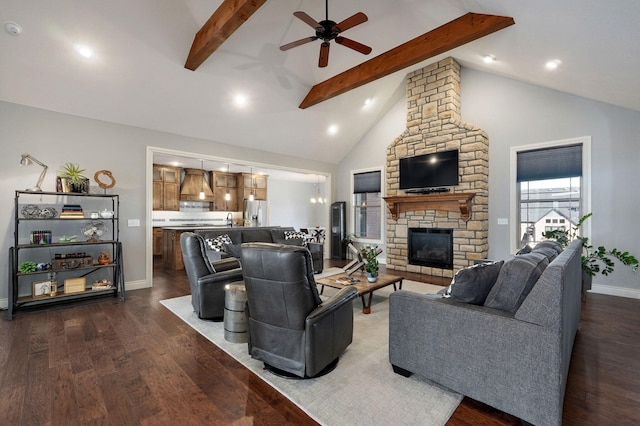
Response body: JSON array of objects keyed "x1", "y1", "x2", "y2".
[
  {"x1": 517, "y1": 144, "x2": 582, "y2": 182},
  {"x1": 354, "y1": 171, "x2": 381, "y2": 193}
]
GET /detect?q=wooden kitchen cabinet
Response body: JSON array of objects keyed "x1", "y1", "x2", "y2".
[
  {"x1": 212, "y1": 172, "x2": 238, "y2": 211},
  {"x1": 162, "y1": 229, "x2": 185, "y2": 270},
  {"x1": 153, "y1": 164, "x2": 180, "y2": 211},
  {"x1": 153, "y1": 227, "x2": 163, "y2": 256},
  {"x1": 239, "y1": 173, "x2": 268, "y2": 201}
]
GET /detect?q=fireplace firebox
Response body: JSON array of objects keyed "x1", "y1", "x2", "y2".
[{"x1": 408, "y1": 228, "x2": 453, "y2": 269}]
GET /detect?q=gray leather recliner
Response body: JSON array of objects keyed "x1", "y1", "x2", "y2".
[
  {"x1": 180, "y1": 232, "x2": 243, "y2": 320},
  {"x1": 241, "y1": 243, "x2": 358, "y2": 378}
]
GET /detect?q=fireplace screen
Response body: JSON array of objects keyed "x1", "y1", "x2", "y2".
[{"x1": 408, "y1": 228, "x2": 453, "y2": 269}]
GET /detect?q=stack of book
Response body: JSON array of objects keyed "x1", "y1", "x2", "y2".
[{"x1": 60, "y1": 204, "x2": 84, "y2": 219}]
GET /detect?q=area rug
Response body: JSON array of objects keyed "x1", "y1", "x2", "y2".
[{"x1": 160, "y1": 276, "x2": 462, "y2": 425}]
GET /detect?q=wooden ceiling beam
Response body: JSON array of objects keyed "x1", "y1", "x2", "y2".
[
  {"x1": 299, "y1": 13, "x2": 515, "y2": 109},
  {"x1": 185, "y1": 0, "x2": 268, "y2": 71}
]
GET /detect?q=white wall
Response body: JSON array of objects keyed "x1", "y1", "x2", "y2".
[
  {"x1": 0, "y1": 101, "x2": 335, "y2": 307},
  {"x1": 268, "y1": 179, "x2": 328, "y2": 230},
  {"x1": 335, "y1": 67, "x2": 640, "y2": 296}
]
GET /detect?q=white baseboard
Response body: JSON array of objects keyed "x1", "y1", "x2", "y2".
[
  {"x1": 125, "y1": 279, "x2": 151, "y2": 291},
  {"x1": 590, "y1": 284, "x2": 640, "y2": 300}
]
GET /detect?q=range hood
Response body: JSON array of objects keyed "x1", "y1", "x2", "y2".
[{"x1": 180, "y1": 168, "x2": 214, "y2": 201}]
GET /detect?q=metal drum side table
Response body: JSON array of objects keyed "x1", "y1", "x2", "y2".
[{"x1": 224, "y1": 283, "x2": 248, "y2": 343}]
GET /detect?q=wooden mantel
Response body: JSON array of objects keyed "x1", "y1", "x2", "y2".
[{"x1": 383, "y1": 193, "x2": 476, "y2": 221}]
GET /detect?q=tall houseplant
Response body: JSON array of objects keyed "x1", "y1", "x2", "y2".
[{"x1": 542, "y1": 213, "x2": 638, "y2": 278}]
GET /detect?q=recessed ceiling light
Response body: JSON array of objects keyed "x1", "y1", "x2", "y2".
[
  {"x1": 327, "y1": 125, "x2": 338, "y2": 135},
  {"x1": 545, "y1": 59, "x2": 562, "y2": 70},
  {"x1": 482, "y1": 55, "x2": 496, "y2": 64},
  {"x1": 233, "y1": 94, "x2": 247, "y2": 107},
  {"x1": 74, "y1": 44, "x2": 94, "y2": 59},
  {"x1": 4, "y1": 21, "x2": 22, "y2": 36},
  {"x1": 363, "y1": 98, "x2": 373, "y2": 108}
]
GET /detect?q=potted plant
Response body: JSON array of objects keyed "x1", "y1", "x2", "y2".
[
  {"x1": 57, "y1": 163, "x2": 89, "y2": 193},
  {"x1": 361, "y1": 245, "x2": 380, "y2": 282},
  {"x1": 542, "y1": 213, "x2": 638, "y2": 294}
]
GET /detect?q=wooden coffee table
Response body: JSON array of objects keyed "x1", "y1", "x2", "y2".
[{"x1": 316, "y1": 271, "x2": 404, "y2": 314}]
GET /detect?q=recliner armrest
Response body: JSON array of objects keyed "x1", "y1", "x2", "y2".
[
  {"x1": 306, "y1": 286, "x2": 357, "y2": 323},
  {"x1": 212, "y1": 257, "x2": 241, "y2": 272},
  {"x1": 197, "y1": 268, "x2": 243, "y2": 286}
]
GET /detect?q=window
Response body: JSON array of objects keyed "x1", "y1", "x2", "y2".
[
  {"x1": 512, "y1": 138, "x2": 591, "y2": 251},
  {"x1": 353, "y1": 170, "x2": 382, "y2": 240}
]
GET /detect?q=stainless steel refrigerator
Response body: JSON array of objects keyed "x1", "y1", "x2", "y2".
[{"x1": 244, "y1": 199, "x2": 268, "y2": 227}]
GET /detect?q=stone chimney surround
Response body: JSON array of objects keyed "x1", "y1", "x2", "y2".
[{"x1": 385, "y1": 57, "x2": 489, "y2": 278}]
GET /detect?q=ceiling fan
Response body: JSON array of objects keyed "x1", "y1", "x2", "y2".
[{"x1": 279, "y1": 0, "x2": 372, "y2": 67}]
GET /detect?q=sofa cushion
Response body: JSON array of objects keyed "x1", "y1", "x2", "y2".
[
  {"x1": 445, "y1": 261, "x2": 505, "y2": 305},
  {"x1": 534, "y1": 240, "x2": 563, "y2": 255},
  {"x1": 484, "y1": 252, "x2": 549, "y2": 313},
  {"x1": 205, "y1": 234, "x2": 233, "y2": 252},
  {"x1": 223, "y1": 243, "x2": 243, "y2": 259},
  {"x1": 242, "y1": 229, "x2": 273, "y2": 243},
  {"x1": 531, "y1": 245, "x2": 558, "y2": 262},
  {"x1": 515, "y1": 244, "x2": 532, "y2": 255}
]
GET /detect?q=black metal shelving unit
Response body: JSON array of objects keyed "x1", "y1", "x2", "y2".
[{"x1": 7, "y1": 190, "x2": 125, "y2": 320}]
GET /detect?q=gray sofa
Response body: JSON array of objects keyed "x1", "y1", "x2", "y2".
[
  {"x1": 389, "y1": 239, "x2": 583, "y2": 426},
  {"x1": 194, "y1": 226, "x2": 324, "y2": 273}
]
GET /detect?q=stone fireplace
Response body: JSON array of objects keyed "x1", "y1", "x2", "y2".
[{"x1": 385, "y1": 57, "x2": 489, "y2": 278}]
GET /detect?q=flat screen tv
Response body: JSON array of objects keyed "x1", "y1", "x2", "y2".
[{"x1": 399, "y1": 149, "x2": 459, "y2": 190}]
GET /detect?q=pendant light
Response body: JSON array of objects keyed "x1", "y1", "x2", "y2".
[
  {"x1": 198, "y1": 159, "x2": 206, "y2": 200},
  {"x1": 225, "y1": 163, "x2": 231, "y2": 201},
  {"x1": 310, "y1": 175, "x2": 323, "y2": 204},
  {"x1": 249, "y1": 167, "x2": 255, "y2": 201}
]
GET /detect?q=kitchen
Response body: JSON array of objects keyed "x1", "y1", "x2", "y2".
[{"x1": 151, "y1": 152, "x2": 329, "y2": 269}]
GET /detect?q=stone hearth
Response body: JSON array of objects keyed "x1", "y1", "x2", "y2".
[{"x1": 385, "y1": 57, "x2": 489, "y2": 278}]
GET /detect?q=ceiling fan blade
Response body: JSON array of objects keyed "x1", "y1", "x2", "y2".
[
  {"x1": 333, "y1": 12, "x2": 368, "y2": 33},
  {"x1": 335, "y1": 37, "x2": 372, "y2": 55},
  {"x1": 318, "y1": 42, "x2": 330, "y2": 68},
  {"x1": 293, "y1": 11, "x2": 323, "y2": 31},
  {"x1": 280, "y1": 36, "x2": 318, "y2": 51}
]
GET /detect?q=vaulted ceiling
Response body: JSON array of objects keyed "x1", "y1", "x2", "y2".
[{"x1": 2, "y1": 0, "x2": 639, "y2": 164}]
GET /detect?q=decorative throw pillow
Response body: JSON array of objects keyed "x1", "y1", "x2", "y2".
[
  {"x1": 515, "y1": 245, "x2": 532, "y2": 255},
  {"x1": 531, "y1": 245, "x2": 558, "y2": 262},
  {"x1": 484, "y1": 252, "x2": 549, "y2": 313},
  {"x1": 445, "y1": 261, "x2": 505, "y2": 305},
  {"x1": 284, "y1": 230, "x2": 307, "y2": 247},
  {"x1": 205, "y1": 234, "x2": 233, "y2": 252}
]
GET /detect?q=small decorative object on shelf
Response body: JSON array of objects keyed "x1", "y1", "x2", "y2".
[
  {"x1": 98, "y1": 253, "x2": 111, "y2": 265},
  {"x1": 32, "y1": 280, "x2": 53, "y2": 297},
  {"x1": 21, "y1": 204, "x2": 58, "y2": 219},
  {"x1": 64, "y1": 277, "x2": 86, "y2": 294},
  {"x1": 94, "y1": 169, "x2": 116, "y2": 190},
  {"x1": 82, "y1": 221, "x2": 105, "y2": 242},
  {"x1": 29, "y1": 230, "x2": 52, "y2": 244},
  {"x1": 19, "y1": 261, "x2": 37, "y2": 274},
  {"x1": 92, "y1": 279, "x2": 113, "y2": 290},
  {"x1": 57, "y1": 163, "x2": 89, "y2": 193}
]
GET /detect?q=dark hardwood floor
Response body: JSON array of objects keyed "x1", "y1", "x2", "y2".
[{"x1": 1, "y1": 258, "x2": 639, "y2": 425}]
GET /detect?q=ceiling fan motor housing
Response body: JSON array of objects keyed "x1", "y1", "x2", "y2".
[{"x1": 316, "y1": 20, "x2": 339, "y2": 41}]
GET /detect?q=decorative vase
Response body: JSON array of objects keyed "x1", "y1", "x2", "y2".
[{"x1": 366, "y1": 272, "x2": 378, "y2": 283}]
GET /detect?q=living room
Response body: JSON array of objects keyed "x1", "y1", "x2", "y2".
[{"x1": 2, "y1": 1, "x2": 640, "y2": 424}]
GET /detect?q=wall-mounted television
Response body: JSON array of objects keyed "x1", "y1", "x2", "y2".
[{"x1": 399, "y1": 149, "x2": 459, "y2": 191}]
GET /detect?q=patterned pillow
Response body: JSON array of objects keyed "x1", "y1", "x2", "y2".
[
  {"x1": 205, "y1": 234, "x2": 233, "y2": 252},
  {"x1": 284, "y1": 231, "x2": 307, "y2": 247}
]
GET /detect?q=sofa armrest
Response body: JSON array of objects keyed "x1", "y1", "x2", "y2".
[{"x1": 389, "y1": 290, "x2": 562, "y2": 425}]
